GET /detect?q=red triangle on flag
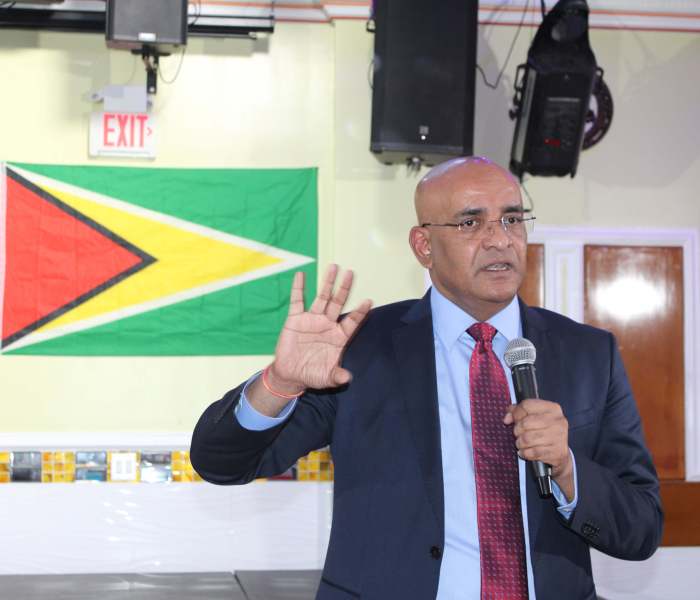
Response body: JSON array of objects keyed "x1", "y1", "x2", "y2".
[{"x1": 2, "y1": 169, "x2": 154, "y2": 347}]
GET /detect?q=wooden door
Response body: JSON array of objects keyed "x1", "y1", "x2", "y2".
[
  {"x1": 583, "y1": 245, "x2": 699, "y2": 545},
  {"x1": 520, "y1": 244, "x2": 544, "y2": 308},
  {"x1": 584, "y1": 245, "x2": 685, "y2": 479}
]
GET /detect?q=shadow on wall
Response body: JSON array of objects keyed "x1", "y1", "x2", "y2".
[
  {"x1": 472, "y1": 27, "x2": 521, "y2": 168},
  {"x1": 0, "y1": 23, "x2": 269, "y2": 57},
  {"x1": 576, "y1": 34, "x2": 700, "y2": 188},
  {"x1": 0, "y1": 30, "x2": 112, "y2": 138},
  {"x1": 0, "y1": 27, "x2": 270, "y2": 129},
  {"x1": 0, "y1": 28, "x2": 41, "y2": 50},
  {"x1": 186, "y1": 35, "x2": 270, "y2": 57}
]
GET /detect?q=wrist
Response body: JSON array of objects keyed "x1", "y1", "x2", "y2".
[
  {"x1": 264, "y1": 364, "x2": 305, "y2": 398},
  {"x1": 553, "y1": 450, "x2": 575, "y2": 501},
  {"x1": 553, "y1": 451, "x2": 573, "y2": 479}
]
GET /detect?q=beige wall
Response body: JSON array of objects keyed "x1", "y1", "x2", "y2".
[{"x1": 0, "y1": 22, "x2": 698, "y2": 432}]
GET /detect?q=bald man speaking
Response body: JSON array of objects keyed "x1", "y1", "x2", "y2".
[{"x1": 191, "y1": 157, "x2": 662, "y2": 600}]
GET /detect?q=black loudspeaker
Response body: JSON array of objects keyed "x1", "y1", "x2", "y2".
[
  {"x1": 509, "y1": 0, "x2": 598, "y2": 178},
  {"x1": 370, "y1": 0, "x2": 478, "y2": 166},
  {"x1": 106, "y1": 0, "x2": 188, "y2": 50}
]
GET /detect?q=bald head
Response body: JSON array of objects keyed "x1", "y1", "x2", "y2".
[{"x1": 414, "y1": 157, "x2": 521, "y2": 224}]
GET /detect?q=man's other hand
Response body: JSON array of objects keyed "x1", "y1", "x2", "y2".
[{"x1": 504, "y1": 399, "x2": 574, "y2": 501}]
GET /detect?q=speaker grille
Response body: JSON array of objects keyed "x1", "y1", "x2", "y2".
[
  {"x1": 370, "y1": 0, "x2": 478, "y2": 165},
  {"x1": 107, "y1": 0, "x2": 187, "y2": 47}
]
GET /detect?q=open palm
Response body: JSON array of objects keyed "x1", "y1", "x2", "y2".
[{"x1": 271, "y1": 265, "x2": 372, "y2": 391}]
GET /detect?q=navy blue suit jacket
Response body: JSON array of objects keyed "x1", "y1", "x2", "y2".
[{"x1": 191, "y1": 294, "x2": 663, "y2": 600}]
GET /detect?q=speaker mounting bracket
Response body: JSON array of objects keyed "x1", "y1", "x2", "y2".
[
  {"x1": 406, "y1": 156, "x2": 424, "y2": 172},
  {"x1": 131, "y1": 44, "x2": 170, "y2": 95}
]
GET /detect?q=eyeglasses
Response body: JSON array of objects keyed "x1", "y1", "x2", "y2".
[{"x1": 421, "y1": 215, "x2": 535, "y2": 240}]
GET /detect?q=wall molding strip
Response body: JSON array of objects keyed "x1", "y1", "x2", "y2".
[
  {"x1": 8, "y1": 1, "x2": 700, "y2": 32},
  {"x1": 0, "y1": 432, "x2": 192, "y2": 450}
]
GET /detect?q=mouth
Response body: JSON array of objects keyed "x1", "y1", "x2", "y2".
[{"x1": 482, "y1": 262, "x2": 512, "y2": 272}]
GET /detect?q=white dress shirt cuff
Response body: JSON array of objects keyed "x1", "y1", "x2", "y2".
[
  {"x1": 552, "y1": 448, "x2": 578, "y2": 519},
  {"x1": 234, "y1": 372, "x2": 298, "y2": 431}
]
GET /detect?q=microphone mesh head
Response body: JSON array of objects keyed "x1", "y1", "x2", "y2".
[{"x1": 504, "y1": 337, "x2": 536, "y2": 368}]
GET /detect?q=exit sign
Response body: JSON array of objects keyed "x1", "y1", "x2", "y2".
[{"x1": 89, "y1": 111, "x2": 156, "y2": 158}]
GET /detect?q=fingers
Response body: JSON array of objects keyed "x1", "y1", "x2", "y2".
[
  {"x1": 326, "y1": 269, "x2": 354, "y2": 322},
  {"x1": 517, "y1": 444, "x2": 560, "y2": 463},
  {"x1": 514, "y1": 427, "x2": 548, "y2": 450},
  {"x1": 331, "y1": 366, "x2": 353, "y2": 386},
  {"x1": 339, "y1": 299, "x2": 373, "y2": 338},
  {"x1": 309, "y1": 264, "x2": 339, "y2": 315},
  {"x1": 511, "y1": 410, "x2": 565, "y2": 438},
  {"x1": 503, "y1": 399, "x2": 561, "y2": 425},
  {"x1": 307, "y1": 264, "x2": 370, "y2": 328},
  {"x1": 503, "y1": 403, "x2": 524, "y2": 425},
  {"x1": 288, "y1": 271, "x2": 306, "y2": 316},
  {"x1": 505, "y1": 399, "x2": 569, "y2": 469}
]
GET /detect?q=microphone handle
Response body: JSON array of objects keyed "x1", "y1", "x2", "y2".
[
  {"x1": 510, "y1": 363, "x2": 553, "y2": 499},
  {"x1": 511, "y1": 363, "x2": 539, "y2": 401}
]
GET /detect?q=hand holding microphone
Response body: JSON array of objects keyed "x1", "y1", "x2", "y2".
[{"x1": 504, "y1": 338, "x2": 573, "y2": 500}]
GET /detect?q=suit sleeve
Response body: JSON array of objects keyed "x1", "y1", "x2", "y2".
[
  {"x1": 189, "y1": 383, "x2": 337, "y2": 485},
  {"x1": 565, "y1": 333, "x2": 664, "y2": 560}
]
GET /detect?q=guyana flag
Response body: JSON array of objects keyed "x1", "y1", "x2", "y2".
[{"x1": 0, "y1": 162, "x2": 317, "y2": 355}]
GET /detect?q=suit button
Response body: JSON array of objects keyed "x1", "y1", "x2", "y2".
[
  {"x1": 581, "y1": 522, "x2": 599, "y2": 538},
  {"x1": 430, "y1": 546, "x2": 442, "y2": 559}
]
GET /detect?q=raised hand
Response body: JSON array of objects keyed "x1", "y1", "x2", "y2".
[{"x1": 248, "y1": 265, "x2": 372, "y2": 416}]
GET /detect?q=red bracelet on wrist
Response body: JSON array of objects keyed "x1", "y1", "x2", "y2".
[{"x1": 261, "y1": 366, "x2": 304, "y2": 400}]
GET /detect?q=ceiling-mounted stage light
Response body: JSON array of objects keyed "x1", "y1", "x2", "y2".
[{"x1": 509, "y1": 0, "x2": 610, "y2": 179}]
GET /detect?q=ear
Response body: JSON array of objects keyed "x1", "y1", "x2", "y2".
[{"x1": 409, "y1": 226, "x2": 432, "y2": 268}]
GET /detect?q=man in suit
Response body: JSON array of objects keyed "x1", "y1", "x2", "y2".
[{"x1": 191, "y1": 157, "x2": 662, "y2": 599}]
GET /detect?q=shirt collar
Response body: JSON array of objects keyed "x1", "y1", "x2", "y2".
[{"x1": 430, "y1": 286, "x2": 521, "y2": 347}]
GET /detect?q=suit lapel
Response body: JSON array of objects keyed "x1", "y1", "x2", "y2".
[
  {"x1": 519, "y1": 299, "x2": 556, "y2": 408},
  {"x1": 519, "y1": 299, "x2": 560, "y2": 550},
  {"x1": 392, "y1": 294, "x2": 444, "y2": 534}
]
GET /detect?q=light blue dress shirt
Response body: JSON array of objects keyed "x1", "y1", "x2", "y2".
[
  {"x1": 430, "y1": 287, "x2": 577, "y2": 600},
  {"x1": 235, "y1": 288, "x2": 578, "y2": 599}
]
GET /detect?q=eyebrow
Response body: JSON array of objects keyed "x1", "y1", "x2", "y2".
[{"x1": 454, "y1": 204, "x2": 525, "y2": 219}]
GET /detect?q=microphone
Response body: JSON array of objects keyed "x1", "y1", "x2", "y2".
[{"x1": 504, "y1": 337, "x2": 553, "y2": 499}]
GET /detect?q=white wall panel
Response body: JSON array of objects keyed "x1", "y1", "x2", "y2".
[
  {"x1": 0, "y1": 482, "x2": 332, "y2": 574},
  {"x1": 1, "y1": 478, "x2": 698, "y2": 600},
  {"x1": 592, "y1": 548, "x2": 700, "y2": 600}
]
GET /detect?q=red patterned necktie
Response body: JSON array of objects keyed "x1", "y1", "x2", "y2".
[{"x1": 468, "y1": 322, "x2": 528, "y2": 600}]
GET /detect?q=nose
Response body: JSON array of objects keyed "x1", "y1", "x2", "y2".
[{"x1": 482, "y1": 219, "x2": 511, "y2": 248}]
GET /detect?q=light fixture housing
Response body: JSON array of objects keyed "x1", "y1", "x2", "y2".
[{"x1": 509, "y1": 0, "x2": 600, "y2": 179}]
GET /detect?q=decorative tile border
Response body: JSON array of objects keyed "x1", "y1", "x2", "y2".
[
  {"x1": 43, "y1": 451, "x2": 76, "y2": 483},
  {"x1": 0, "y1": 448, "x2": 333, "y2": 484},
  {"x1": 296, "y1": 449, "x2": 334, "y2": 482}
]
